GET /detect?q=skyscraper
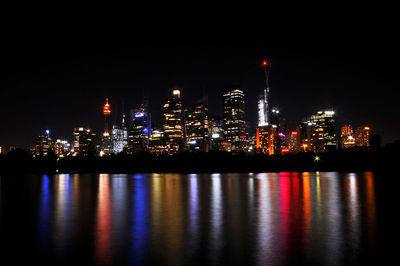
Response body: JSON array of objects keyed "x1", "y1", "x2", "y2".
[
  {"x1": 73, "y1": 127, "x2": 99, "y2": 156},
  {"x1": 256, "y1": 125, "x2": 277, "y2": 155},
  {"x1": 184, "y1": 103, "x2": 209, "y2": 152},
  {"x1": 129, "y1": 98, "x2": 151, "y2": 153},
  {"x1": 102, "y1": 98, "x2": 112, "y2": 154},
  {"x1": 310, "y1": 110, "x2": 337, "y2": 151},
  {"x1": 355, "y1": 126, "x2": 371, "y2": 147},
  {"x1": 32, "y1": 129, "x2": 52, "y2": 157},
  {"x1": 341, "y1": 125, "x2": 356, "y2": 149},
  {"x1": 223, "y1": 87, "x2": 247, "y2": 152},
  {"x1": 257, "y1": 59, "x2": 271, "y2": 127},
  {"x1": 163, "y1": 89, "x2": 184, "y2": 154}
]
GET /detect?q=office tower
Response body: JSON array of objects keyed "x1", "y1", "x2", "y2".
[
  {"x1": 32, "y1": 129, "x2": 52, "y2": 157},
  {"x1": 288, "y1": 131, "x2": 300, "y2": 153},
  {"x1": 256, "y1": 125, "x2": 277, "y2": 155},
  {"x1": 148, "y1": 128, "x2": 167, "y2": 155},
  {"x1": 73, "y1": 127, "x2": 99, "y2": 156},
  {"x1": 341, "y1": 125, "x2": 356, "y2": 149},
  {"x1": 129, "y1": 99, "x2": 151, "y2": 153},
  {"x1": 355, "y1": 126, "x2": 371, "y2": 147},
  {"x1": 184, "y1": 103, "x2": 209, "y2": 152},
  {"x1": 111, "y1": 125, "x2": 128, "y2": 154},
  {"x1": 102, "y1": 98, "x2": 112, "y2": 154},
  {"x1": 311, "y1": 127, "x2": 326, "y2": 153},
  {"x1": 297, "y1": 122, "x2": 313, "y2": 152},
  {"x1": 53, "y1": 139, "x2": 71, "y2": 158},
  {"x1": 223, "y1": 87, "x2": 247, "y2": 152},
  {"x1": 310, "y1": 110, "x2": 337, "y2": 150},
  {"x1": 163, "y1": 89, "x2": 184, "y2": 154}
]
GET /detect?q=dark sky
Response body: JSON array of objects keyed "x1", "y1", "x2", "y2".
[{"x1": 3, "y1": 8, "x2": 399, "y2": 148}]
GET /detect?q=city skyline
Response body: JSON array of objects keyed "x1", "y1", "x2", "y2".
[{"x1": 4, "y1": 14, "x2": 399, "y2": 149}]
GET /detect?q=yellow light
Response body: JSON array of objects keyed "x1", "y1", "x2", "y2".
[
  {"x1": 173, "y1": 89, "x2": 180, "y2": 95},
  {"x1": 314, "y1": 156, "x2": 320, "y2": 162},
  {"x1": 364, "y1": 127, "x2": 370, "y2": 130}
]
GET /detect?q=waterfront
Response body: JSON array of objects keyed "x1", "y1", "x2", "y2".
[{"x1": 0, "y1": 172, "x2": 397, "y2": 265}]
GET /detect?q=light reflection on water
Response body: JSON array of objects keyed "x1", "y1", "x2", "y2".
[{"x1": 0, "y1": 172, "x2": 382, "y2": 265}]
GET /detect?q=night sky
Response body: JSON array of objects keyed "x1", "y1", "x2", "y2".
[{"x1": 3, "y1": 9, "x2": 399, "y2": 148}]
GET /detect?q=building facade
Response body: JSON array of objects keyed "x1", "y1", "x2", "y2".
[
  {"x1": 163, "y1": 89, "x2": 184, "y2": 154},
  {"x1": 223, "y1": 87, "x2": 247, "y2": 152},
  {"x1": 310, "y1": 111, "x2": 337, "y2": 151},
  {"x1": 184, "y1": 103, "x2": 209, "y2": 152}
]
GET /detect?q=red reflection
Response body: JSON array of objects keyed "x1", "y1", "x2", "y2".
[
  {"x1": 95, "y1": 174, "x2": 112, "y2": 265},
  {"x1": 279, "y1": 174, "x2": 291, "y2": 255}
]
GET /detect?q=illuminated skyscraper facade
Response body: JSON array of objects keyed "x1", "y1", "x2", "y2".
[
  {"x1": 355, "y1": 126, "x2": 371, "y2": 147},
  {"x1": 73, "y1": 127, "x2": 99, "y2": 156},
  {"x1": 54, "y1": 139, "x2": 71, "y2": 157},
  {"x1": 256, "y1": 125, "x2": 277, "y2": 155},
  {"x1": 288, "y1": 131, "x2": 300, "y2": 153},
  {"x1": 310, "y1": 111, "x2": 337, "y2": 151},
  {"x1": 111, "y1": 125, "x2": 128, "y2": 154},
  {"x1": 341, "y1": 125, "x2": 356, "y2": 148},
  {"x1": 257, "y1": 89, "x2": 270, "y2": 127},
  {"x1": 129, "y1": 101, "x2": 151, "y2": 153},
  {"x1": 32, "y1": 130, "x2": 52, "y2": 157},
  {"x1": 223, "y1": 87, "x2": 247, "y2": 152},
  {"x1": 184, "y1": 103, "x2": 209, "y2": 152},
  {"x1": 163, "y1": 89, "x2": 184, "y2": 154}
]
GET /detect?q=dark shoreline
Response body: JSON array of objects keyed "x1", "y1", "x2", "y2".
[{"x1": 1, "y1": 146, "x2": 398, "y2": 174}]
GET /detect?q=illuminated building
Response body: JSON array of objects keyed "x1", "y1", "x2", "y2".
[
  {"x1": 258, "y1": 59, "x2": 271, "y2": 127},
  {"x1": 129, "y1": 99, "x2": 151, "y2": 153},
  {"x1": 0, "y1": 146, "x2": 3, "y2": 155},
  {"x1": 163, "y1": 89, "x2": 184, "y2": 154},
  {"x1": 310, "y1": 110, "x2": 337, "y2": 150},
  {"x1": 355, "y1": 126, "x2": 371, "y2": 147},
  {"x1": 341, "y1": 125, "x2": 356, "y2": 149},
  {"x1": 288, "y1": 131, "x2": 300, "y2": 153},
  {"x1": 73, "y1": 127, "x2": 99, "y2": 156},
  {"x1": 223, "y1": 87, "x2": 247, "y2": 152},
  {"x1": 53, "y1": 139, "x2": 71, "y2": 158},
  {"x1": 148, "y1": 128, "x2": 167, "y2": 155},
  {"x1": 297, "y1": 122, "x2": 313, "y2": 152},
  {"x1": 184, "y1": 103, "x2": 209, "y2": 152},
  {"x1": 111, "y1": 125, "x2": 128, "y2": 154},
  {"x1": 256, "y1": 125, "x2": 277, "y2": 155},
  {"x1": 32, "y1": 129, "x2": 52, "y2": 157},
  {"x1": 102, "y1": 98, "x2": 112, "y2": 154},
  {"x1": 311, "y1": 127, "x2": 325, "y2": 153}
]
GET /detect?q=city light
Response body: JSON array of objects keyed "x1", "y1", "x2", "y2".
[
  {"x1": 135, "y1": 113, "x2": 144, "y2": 118},
  {"x1": 45, "y1": 129, "x2": 50, "y2": 135},
  {"x1": 212, "y1": 133, "x2": 220, "y2": 139},
  {"x1": 314, "y1": 156, "x2": 320, "y2": 162}
]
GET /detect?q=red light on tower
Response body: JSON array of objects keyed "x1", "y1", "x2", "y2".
[
  {"x1": 262, "y1": 59, "x2": 271, "y2": 67},
  {"x1": 103, "y1": 98, "x2": 111, "y2": 115},
  {"x1": 291, "y1": 131, "x2": 298, "y2": 135}
]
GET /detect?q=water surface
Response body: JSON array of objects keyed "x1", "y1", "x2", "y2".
[{"x1": 0, "y1": 172, "x2": 397, "y2": 265}]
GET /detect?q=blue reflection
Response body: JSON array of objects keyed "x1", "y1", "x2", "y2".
[
  {"x1": 131, "y1": 174, "x2": 148, "y2": 264},
  {"x1": 39, "y1": 175, "x2": 51, "y2": 251}
]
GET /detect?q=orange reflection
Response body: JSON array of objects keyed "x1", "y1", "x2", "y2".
[
  {"x1": 95, "y1": 174, "x2": 111, "y2": 265},
  {"x1": 302, "y1": 172, "x2": 311, "y2": 248},
  {"x1": 365, "y1": 172, "x2": 376, "y2": 246}
]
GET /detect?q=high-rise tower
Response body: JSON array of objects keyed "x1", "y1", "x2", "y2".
[
  {"x1": 163, "y1": 89, "x2": 184, "y2": 154},
  {"x1": 258, "y1": 59, "x2": 271, "y2": 127},
  {"x1": 103, "y1": 98, "x2": 111, "y2": 136},
  {"x1": 223, "y1": 87, "x2": 247, "y2": 152},
  {"x1": 102, "y1": 98, "x2": 112, "y2": 154}
]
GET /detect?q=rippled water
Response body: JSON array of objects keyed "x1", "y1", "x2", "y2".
[{"x1": 0, "y1": 172, "x2": 397, "y2": 265}]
